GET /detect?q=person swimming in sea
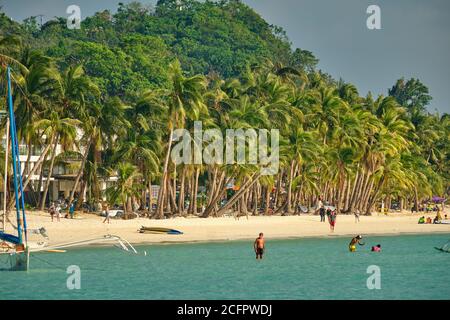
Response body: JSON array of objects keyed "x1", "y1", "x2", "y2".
[
  {"x1": 371, "y1": 244, "x2": 381, "y2": 252},
  {"x1": 349, "y1": 235, "x2": 365, "y2": 252},
  {"x1": 254, "y1": 233, "x2": 265, "y2": 260}
]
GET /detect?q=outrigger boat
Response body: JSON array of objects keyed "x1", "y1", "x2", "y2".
[
  {"x1": 0, "y1": 66, "x2": 31, "y2": 270},
  {"x1": 0, "y1": 66, "x2": 142, "y2": 271}
]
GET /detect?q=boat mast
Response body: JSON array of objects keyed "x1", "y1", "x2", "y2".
[
  {"x1": 1, "y1": 116, "x2": 9, "y2": 232},
  {"x1": 6, "y1": 66, "x2": 27, "y2": 245}
]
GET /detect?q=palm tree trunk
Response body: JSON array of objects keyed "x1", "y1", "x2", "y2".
[
  {"x1": 207, "y1": 167, "x2": 217, "y2": 207},
  {"x1": 414, "y1": 187, "x2": 419, "y2": 213},
  {"x1": 216, "y1": 173, "x2": 262, "y2": 216},
  {"x1": 252, "y1": 184, "x2": 258, "y2": 215},
  {"x1": 76, "y1": 180, "x2": 87, "y2": 210},
  {"x1": 68, "y1": 136, "x2": 93, "y2": 207},
  {"x1": 165, "y1": 176, "x2": 172, "y2": 214},
  {"x1": 202, "y1": 175, "x2": 234, "y2": 217},
  {"x1": 348, "y1": 168, "x2": 361, "y2": 212},
  {"x1": 274, "y1": 170, "x2": 283, "y2": 207},
  {"x1": 336, "y1": 170, "x2": 344, "y2": 214},
  {"x1": 147, "y1": 180, "x2": 153, "y2": 216},
  {"x1": 23, "y1": 140, "x2": 32, "y2": 180},
  {"x1": 178, "y1": 167, "x2": 186, "y2": 215},
  {"x1": 172, "y1": 165, "x2": 177, "y2": 212},
  {"x1": 40, "y1": 134, "x2": 59, "y2": 210},
  {"x1": 208, "y1": 169, "x2": 224, "y2": 206},
  {"x1": 360, "y1": 172, "x2": 373, "y2": 212},
  {"x1": 36, "y1": 164, "x2": 45, "y2": 207},
  {"x1": 264, "y1": 186, "x2": 270, "y2": 215},
  {"x1": 356, "y1": 170, "x2": 369, "y2": 210},
  {"x1": 343, "y1": 176, "x2": 351, "y2": 211},
  {"x1": 156, "y1": 128, "x2": 174, "y2": 218},
  {"x1": 285, "y1": 160, "x2": 295, "y2": 214},
  {"x1": 7, "y1": 140, "x2": 53, "y2": 209},
  {"x1": 126, "y1": 196, "x2": 133, "y2": 215},
  {"x1": 168, "y1": 178, "x2": 177, "y2": 215},
  {"x1": 191, "y1": 167, "x2": 200, "y2": 215},
  {"x1": 363, "y1": 179, "x2": 374, "y2": 214},
  {"x1": 366, "y1": 176, "x2": 384, "y2": 214}
]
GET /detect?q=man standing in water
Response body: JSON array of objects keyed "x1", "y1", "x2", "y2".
[{"x1": 254, "y1": 233, "x2": 265, "y2": 259}]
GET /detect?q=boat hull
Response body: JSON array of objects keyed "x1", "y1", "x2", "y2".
[{"x1": 9, "y1": 249, "x2": 29, "y2": 271}]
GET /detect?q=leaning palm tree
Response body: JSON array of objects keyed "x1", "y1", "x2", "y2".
[
  {"x1": 66, "y1": 96, "x2": 128, "y2": 208},
  {"x1": 34, "y1": 109, "x2": 80, "y2": 210},
  {"x1": 155, "y1": 60, "x2": 207, "y2": 218},
  {"x1": 3, "y1": 52, "x2": 58, "y2": 208}
]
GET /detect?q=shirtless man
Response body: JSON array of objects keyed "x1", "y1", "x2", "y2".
[
  {"x1": 254, "y1": 233, "x2": 265, "y2": 259},
  {"x1": 102, "y1": 202, "x2": 110, "y2": 224},
  {"x1": 349, "y1": 235, "x2": 365, "y2": 252}
]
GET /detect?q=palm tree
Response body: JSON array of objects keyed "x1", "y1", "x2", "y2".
[
  {"x1": 1, "y1": 33, "x2": 448, "y2": 219},
  {"x1": 34, "y1": 110, "x2": 80, "y2": 210},
  {"x1": 155, "y1": 60, "x2": 207, "y2": 218},
  {"x1": 105, "y1": 162, "x2": 142, "y2": 215}
]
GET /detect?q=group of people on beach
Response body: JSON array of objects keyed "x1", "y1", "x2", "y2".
[
  {"x1": 48, "y1": 200, "x2": 112, "y2": 223},
  {"x1": 417, "y1": 209, "x2": 446, "y2": 224},
  {"x1": 317, "y1": 197, "x2": 337, "y2": 231},
  {"x1": 48, "y1": 202, "x2": 75, "y2": 222},
  {"x1": 411, "y1": 202, "x2": 443, "y2": 213},
  {"x1": 48, "y1": 201, "x2": 75, "y2": 222}
]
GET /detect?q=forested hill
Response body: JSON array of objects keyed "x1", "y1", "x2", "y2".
[{"x1": 0, "y1": 0, "x2": 315, "y2": 99}]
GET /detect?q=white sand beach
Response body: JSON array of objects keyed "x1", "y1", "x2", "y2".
[{"x1": 10, "y1": 209, "x2": 450, "y2": 247}]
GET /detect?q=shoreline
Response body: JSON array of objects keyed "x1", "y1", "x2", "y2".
[{"x1": 13, "y1": 209, "x2": 450, "y2": 248}]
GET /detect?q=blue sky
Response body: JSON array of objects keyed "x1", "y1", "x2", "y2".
[{"x1": 1, "y1": 0, "x2": 449, "y2": 113}]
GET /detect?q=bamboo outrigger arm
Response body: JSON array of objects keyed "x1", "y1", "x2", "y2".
[{"x1": 28, "y1": 234, "x2": 141, "y2": 255}]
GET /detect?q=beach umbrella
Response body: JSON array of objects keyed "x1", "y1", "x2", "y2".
[{"x1": 432, "y1": 196, "x2": 446, "y2": 203}]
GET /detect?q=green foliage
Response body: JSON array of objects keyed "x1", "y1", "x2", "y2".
[
  {"x1": 1, "y1": 0, "x2": 296, "y2": 100},
  {"x1": 0, "y1": 0, "x2": 448, "y2": 216}
]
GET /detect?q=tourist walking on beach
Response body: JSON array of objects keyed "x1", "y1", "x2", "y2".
[
  {"x1": 254, "y1": 233, "x2": 265, "y2": 260},
  {"x1": 69, "y1": 202, "x2": 75, "y2": 219},
  {"x1": 49, "y1": 203, "x2": 56, "y2": 222},
  {"x1": 318, "y1": 197, "x2": 325, "y2": 222},
  {"x1": 56, "y1": 203, "x2": 61, "y2": 222},
  {"x1": 102, "y1": 202, "x2": 110, "y2": 224},
  {"x1": 328, "y1": 209, "x2": 336, "y2": 232}
]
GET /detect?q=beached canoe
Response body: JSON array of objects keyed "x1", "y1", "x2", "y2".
[{"x1": 139, "y1": 226, "x2": 183, "y2": 235}]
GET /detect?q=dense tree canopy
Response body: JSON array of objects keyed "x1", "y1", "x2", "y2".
[
  {"x1": 2, "y1": 0, "x2": 293, "y2": 99},
  {"x1": 0, "y1": 0, "x2": 448, "y2": 218}
]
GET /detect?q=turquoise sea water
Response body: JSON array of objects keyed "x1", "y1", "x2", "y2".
[{"x1": 1, "y1": 233, "x2": 449, "y2": 300}]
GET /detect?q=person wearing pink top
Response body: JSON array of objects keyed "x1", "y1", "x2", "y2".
[{"x1": 371, "y1": 244, "x2": 381, "y2": 252}]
